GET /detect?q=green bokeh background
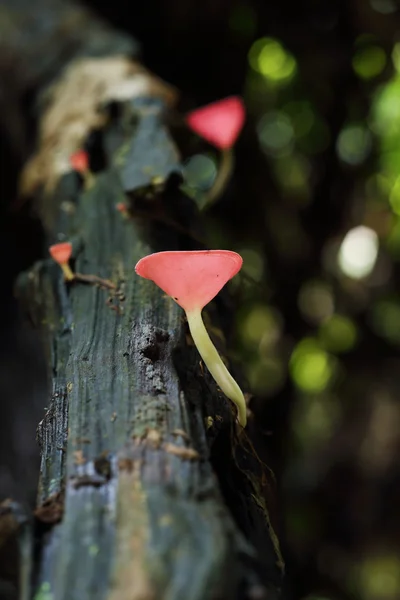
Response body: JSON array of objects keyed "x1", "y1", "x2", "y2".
[{"x1": 177, "y1": 4, "x2": 400, "y2": 598}]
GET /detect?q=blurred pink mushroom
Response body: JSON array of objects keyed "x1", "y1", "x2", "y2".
[
  {"x1": 186, "y1": 97, "x2": 245, "y2": 206},
  {"x1": 49, "y1": 242, "x2": 74, "y2": 281}
]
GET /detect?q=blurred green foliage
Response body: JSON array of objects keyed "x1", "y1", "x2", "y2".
[
  {"x1": 173, "y1": 3, "x2": 400, "y2": 597},
  {"x1": 222, "y1": 4, "x2": 400, "y2": 600},
  {"x1": 228, "y1": 9, "x2": 400, "y2": 405},
  {"x1": 248, "y1": 37, "x2": 297, "y2": 84},
  {"x1": 352, "y1": 44, "x2": 386, "y2": 80}
]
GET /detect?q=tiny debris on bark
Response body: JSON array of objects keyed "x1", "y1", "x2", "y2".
[
  {"x1": 171, "y1": 428, "x2": 190, "y2": 441},
  {"x1": 34, "y1": 492, "x2": 65, "y2": 524},
  {"x1": 70, "y1": 475, "x2": 109, "y2": 489},
  {"x1": 145, "y1": 428, "x2": 162, "y2": 449},
  {"x1": 73, "y1": 450, "x2": 86, "y2": 465},
  {"x1": 163, "y1": 443, "x2": 200, "y2": 461},
  {"x1": 94, "y1": 454, "x2": 112, "y2": 480}
]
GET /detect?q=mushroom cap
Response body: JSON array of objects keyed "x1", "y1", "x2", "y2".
[
  {"x1": 49, "y1": 242, "x2": 73, "y2": 265},
  {"x1": 135, "y1": 250, "x2": 243, "y2": 311},
  {"x1": 186, "y1": 96, "x2": 245, "y2": 150},
  {"x1": 70, "y1": 150, "x2": 89, "y2": 172}
]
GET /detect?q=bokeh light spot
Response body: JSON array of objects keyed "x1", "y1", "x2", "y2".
[
  {"x1": 355, "y1": 555, "x2": 400, "y2": 600},
  {"x1": 273, "y1": 155, "x2": 311, "y2": 199},
  {"x1": 388, "y1": 176, "x2": 400, "y2": 215},
  {"x1": 319, "y1": 315, "x2": 358, "y2": 353},
  {"x1": 284, "y1": 101, "x2": 315, "y2": 138},
  {"x1": 248, "y1": 37, "x2": 297, "y2": 83},
  {"x1": 370, "y1": 298, "x2": 400, "y2": 346},
  {"x1": 240, "y1": 305, "x2": 281, "y2": 347},
  {"x1": 352, "y1": 46, "x2": 386, "y2": 79},
  {"x1": 290, "y1": 338, "x2": 334, "y2": 393},
  {"x1": 258, "y1": 111, "x2": 294, "y2": 157},
  {"x1": 183, "y1": 154, "x2": 217, "y2": 190},
  {"x1": 238, "y1": 248, "x2": 264, "y2": 282},
  {"x1": 336, "y1": 125, "x2": 372, "y2": 165},
  {"x1": 371, "y1": 78, "x2": 400, "y2": 136},
  {"x1": 298, "y1": 280, "x2": 334, "y2": 324},
  {"x1": 338, "y1": 226, "x2": 379, "y2": 279},
  {"x1": 392, "y1": 42, "x2": 400, "y2": 73}
]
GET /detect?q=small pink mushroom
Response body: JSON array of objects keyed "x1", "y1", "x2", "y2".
[
  {"x1": 49, "y1": 242, "x2": 75, "y2": 281},
  {"x1": 115, "y1": 202, "x2": 129, "y2": 219},
  {"x1": 49, "y1": 242, "x2": 117, "y2": 290},
  {"x1": 186, "y1": 97, "x2": 246, "y2": 206},
  {"x1": 70, "y1": 150, "x2": 89, "y2": 173},
  {"x1": 69, "y1": 150, "x2": 94, "y2": 190},
  {"x1": 186, "y1": 97, "x2": 245, "y2": 150},
  {"x1": 135, "y1": 250, "x2": 247, "y2": 426}
]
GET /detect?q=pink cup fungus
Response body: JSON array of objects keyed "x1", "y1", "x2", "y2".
[
  {"x1": 186, "y1": 97, "x2": 245, "y2": 150},
  {"x1": 115, "y1": 202, "x2": 129, "y2": 218},
  {"x1": 69, "y1": 150, "x2": 94, "y2": 189},
  {"x1": 49, "y1": 242, "x2": 116, "y2": 290},
  {"x1": 49, "y1": 242, "x2": 75, "y2": 281},
  {"x1": 186, "y1": 97, "x2": 245, "y2": 206},
  {"x1": 70, "y1": 150, "x2": 89, "y2": 173},
  {"x1": 135, "y1": 249, "x2": 247, "y2": 427}
]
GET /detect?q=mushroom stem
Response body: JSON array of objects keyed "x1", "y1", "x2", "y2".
[
  {"x1": 83, "y1": 169, "x2": 95, "y2": 190},
  {"x1": 205, "y1": 147, "x2": 234, "y2": 208},
  {"x1": 61, "y1": 263, "x2": 75, "y2": 282},
  {"x1": 186, "y1": 308, "x2": 247, "y2": 427}
]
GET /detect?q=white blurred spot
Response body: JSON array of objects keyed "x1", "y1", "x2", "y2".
[{"x1": 338, "y1": 226, "x2": 379, "y2": 279}]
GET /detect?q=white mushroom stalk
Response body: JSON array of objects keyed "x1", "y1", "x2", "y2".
[{"x1": 186, "y1": 308, "x2": 246, "y2": 426}]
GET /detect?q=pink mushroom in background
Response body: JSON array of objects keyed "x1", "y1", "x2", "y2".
[
  {"x1": 69, "y1": 149, "x2": 94, "y2": 190},
  {"x1": 115, "y1": 202, "x2": 130, "y2": 219},
  {"x1": 49, "y1": 242, "x2": 75, "y2": 281},
  {"x1": 186, "y1": 97, "x2": 245, "y2": 206},
  {"x1": 49, "y1": 242, "x2": 116, "y2": 290},
  {"x1": 135, "y1": 249, "x2": 247, "y2": 426}
]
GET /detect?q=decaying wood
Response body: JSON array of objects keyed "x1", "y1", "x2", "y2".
[
  {"x1": 18, "y1": 160, "x2": 283, "y2": 597},
  {"x1": 20, "y1": 56, "x2": 177, "y2": 196},
  {"x1": 3, "y1": 1, "x2": 284, "y2": 598}
]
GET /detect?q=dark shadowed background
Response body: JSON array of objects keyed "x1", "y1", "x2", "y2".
[{"x1": 1, "y1": 1, "x2": 400, "y2": 599}]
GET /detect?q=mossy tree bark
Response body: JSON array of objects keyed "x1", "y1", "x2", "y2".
[{"x1": 1, "y1": 1, "x2": 284, "y2": 598}]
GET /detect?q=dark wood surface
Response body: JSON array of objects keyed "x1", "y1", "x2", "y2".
[{"x1": 15, "y1": 98, "x2": 283, "y2": 599}]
